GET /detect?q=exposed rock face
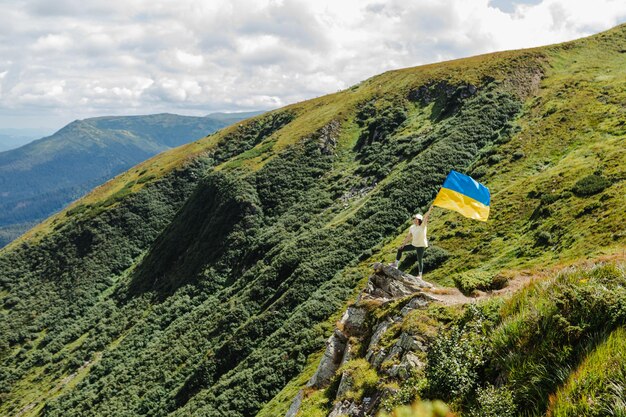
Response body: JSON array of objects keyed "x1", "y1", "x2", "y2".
[
  {"x1": 407, "y1": 81, "x2": 478, "y2": 106},
  {"x1": 317, "y1": 120, "x2": 340, "y2": 155},
  {"x1": 341, "y1": 306, "x2": 368, "y2": 336},
  {"x1": 361, "y1": 263, "x2": 434, "y2": 301},
  {"x1": 328, "y1": 400, "x2": 362, "y2": 417},
  {"x1": 307, "y1": 329, "x2": 348, "y2": 389},
  {"x1": 286, "y1": 264, "x2": 436, "y2": 417},
  {"x1": 285, "y1": 390, "x2": 304, "y2": 417}
]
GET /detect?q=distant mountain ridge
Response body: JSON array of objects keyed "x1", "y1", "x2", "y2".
[
  {"x1": 0, "y1": 128, "x2": 51, "y2": 152},
  {"x1": 0, "y1": 111, "x2": 261, "y2": 246}
]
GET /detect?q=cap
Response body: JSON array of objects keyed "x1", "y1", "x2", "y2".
[{"x1": 413, "y1": 213, "x2": 423, "y2": 221}]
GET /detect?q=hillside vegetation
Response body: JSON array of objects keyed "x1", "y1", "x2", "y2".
[
  {"x1": 0, "y1": 112, "x2": 259, "y2": 247},
  {"x1": 0, "y1": 25, "x2": 625, "y2": 417}
]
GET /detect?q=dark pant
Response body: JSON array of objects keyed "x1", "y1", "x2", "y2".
[{"x1": 396, "y1": 245, "x2": 426, "y2": 275}]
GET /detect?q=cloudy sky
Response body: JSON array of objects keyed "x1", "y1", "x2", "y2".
[{"x1": 1, "y1": 0, "x2": 625, "y2": 132}]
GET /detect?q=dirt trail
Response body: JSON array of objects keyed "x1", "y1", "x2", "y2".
[
  {"x1": 421, "y1": 272, "x2": 537, "y2": 306},
  {"x1": 420, "y1": 252, "x2": 626, "y2": 306}
]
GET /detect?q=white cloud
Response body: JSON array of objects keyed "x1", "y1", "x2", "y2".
[
  {"x1": 175, "y1": 50, "x2": 204, "y2": 68},
  {"x1": 0, "y1": 0, "x2": 625, "y2": 129},
  {"x1": 31, "y1": 33, "x2": 73, "y2": 51}
]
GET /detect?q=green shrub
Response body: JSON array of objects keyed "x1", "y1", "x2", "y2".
[
  {"x1": 575, "y1": 201, "x2": 601, "y2": 218},
  {"x1": 469, "y1": 385, "x2": 515, "y2": 417},
  {"x1": 426, "y1": 325, "x2": 486, "y2": 402},
  {"x1": 423, "y1": 246, "x2": 451, "y2": 270},
  {"x1": 535, "y1": 230, "x2": 552, "y2": 246},
  {"x1": 572, "y1": 174, "x2": 611, "y2": 196},
  {"x1": 471, "y1": 166, "x2": 487, "y2": 179},
  {"x1": 487, "y1": 155, "x2": 502, "y2": 165},
  {"x1": 540, "y1": 193, "x2": 560, "y2": 205},
  {"x1": 453, "y1": 270, "x2": 505, "y2": 295},
  {"x1": 380, "y1": 374, "x2": 428, "y2": 411}
]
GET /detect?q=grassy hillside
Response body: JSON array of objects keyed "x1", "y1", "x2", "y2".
[
  {"x1": 0, "y1": 112, "x2": 260, "y2": 247},
  {"x1": 0, "y1": 25, "x2": 624, "y2": 417}
]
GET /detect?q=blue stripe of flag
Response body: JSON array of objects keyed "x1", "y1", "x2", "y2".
[{"x1": 442, "y1": 170, "x2": 490, "y2": 206}]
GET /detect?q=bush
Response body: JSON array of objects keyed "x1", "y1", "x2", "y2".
[
  {"x1": 534, "y1": 230, "x2": 552, "y2": 246},
  {"x1": 471, "y1": 166, "x2": 487, "y2": 179},
  {"x1": 453, "y1": 270, "x2": 505, "y2": 295},
  {"x1": 469, "y1": 385, "x2": 516, "y2": 417},
  {"x1": 575, "y1": 201, "x2": 601, "y2": 218},
  {"x1": 487, "y1": 155, "x2": 502, "y2": 165},
  {"x1": 423, "y1": 246, "x2": 450, "y2": 270},
  {"x1": 426, "y1": 325, "x2": 486, "y2": 402},
  {"x1": 540, "y1": 193, "x2": 560, "y2": 205},
  {"x1": 572, "y1": 174, "x2": 611, "y2": 196},
  {"x1": 469, "y1": 385, "x2": 515, "y2": 417}
]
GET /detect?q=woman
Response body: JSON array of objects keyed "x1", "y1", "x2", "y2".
[{"x1": 390, "y1": 206, "x2": 432, "y2": 279}]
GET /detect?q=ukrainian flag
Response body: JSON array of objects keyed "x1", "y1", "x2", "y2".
[{"x1": 433, "y1": 170, "x2": 490, "y2": 221}]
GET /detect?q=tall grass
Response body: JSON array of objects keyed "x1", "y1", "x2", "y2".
[{"x1": 488, "y1": 263, "x2": 626, "y2": 415}]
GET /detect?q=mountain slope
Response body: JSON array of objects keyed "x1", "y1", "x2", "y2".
[
  {"x1": 0, "y1": 111, "x2": 260, "y2": 247},
  {"x1": 0, "y1": 25, "x2": 624, "y2": 417}
]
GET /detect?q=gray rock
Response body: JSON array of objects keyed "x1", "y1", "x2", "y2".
[
  {"x1": 364, "y1": 274, "x2": 420, "y2": 300},
  {"x1": 398, "y1": 332, "x2": 418, "y2": 351},
  {"x1": 335, "y1": 372, "x2": 354, "y2": 400},
  {"x1": 372, "y1": 263, "x2": 434, "y2": 289},
  {"x1": 285, "y1": 390, "x2": 304, "y2": 417},
  {"x1": 341, "y1": 306, "x2": 367, "y2": 336},
  {"x1": 384, "y1": 344, "x2": 404, "y2": 364},
  {"x1": 387, "y1": 351, "x2": 425, "y2": 379},
  {"x1": 317, "y1": 120, "x2": 340, "y2": 155},
  {"x1": 403, "y1": 351, "x2": 424, "y2": 369},
  {"x1": 328, "y1": 400, "x2": 361, "y2": 417},
  {"x1": 365, "y1": 319, "x2": 392, "y2": 362},
  {"x1": 369, "y1": 347, "x2": 387, "y2": 369},
  {"x1": 307, "y1": 329, "x2": 347, "y2": 388},
  {"x1": 340, "y1": 340, "x2": 353, "y2": 367},
  {"x1": 400, "y1": 295, "x2": 429, "y2": 316}
]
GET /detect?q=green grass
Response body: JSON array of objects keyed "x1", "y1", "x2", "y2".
[
  {"x1": 548, "y1": 326, "x2": 626, "y2": 416},
  {"x1": 488, "y1": 262, "x2": 626, "y2": 415}
]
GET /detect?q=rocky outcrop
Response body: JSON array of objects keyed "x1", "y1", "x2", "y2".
[
  {"x1": 285, "y1": 390, "x2": 304, "y2": 417},
  {"x1": 307, "y1": 329, "x2": 348, "y2": 389},
  {"x1": 317, "y1": 120, "x2": 340, "y2": 155},
  {"x1": 360, "y1": 263, "x2": 434, "y2": 302},
  {"x1": 407, "y1": 81, "x2": 478, "y2": 106},
  {"x1": 286, "y1": 264, "x2": 437, "y2": 417}
]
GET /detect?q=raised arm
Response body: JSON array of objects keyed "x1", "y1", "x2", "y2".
[{"x1": 423, "y1": 206, "x2": 433, "y2": 225}]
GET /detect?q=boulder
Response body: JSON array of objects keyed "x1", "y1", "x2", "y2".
[
  {"x1": 371, "y1": 263, "x2": 434, "y2": 289},
  {"x1": 284, "y1": 390, "x2": 304, "y2": 417},
  {"x1": 335, "y1": 371, "x2": 355, "y2": 400},
  {"x1": 328, "y1": 400, "x2": 361, "y2": 417},
  {"x1": 365, "y1": 319, "x2": 392, "y2": 363},
  {"x1": 340, "y1": 306, "x2": 368, "y2": 336},
  {"x1": 307, "y1": 329, "x2": 347, "y2": 388},
  {"x1": 398, "y1": 332, "x2": 418, "y2": 351},
  {"x1": 400, "y1": 295, "x2": 429, "y2": 316},
  {"x1": 387, "y1": 351, "x2": 425, "y2": 379}
]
